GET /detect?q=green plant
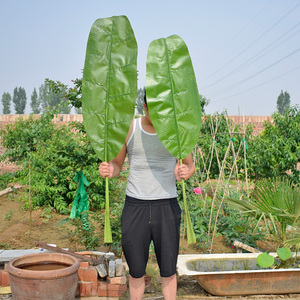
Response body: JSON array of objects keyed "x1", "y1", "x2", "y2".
[
  {"x1": 1, "y1": 109, "x2": 105, "y2": 212},
  {"x1": 248, "y1": 105, "x2": 300, "y2": 184},
  {"x1": 41, "y1": 206, "x2": 54, "y2": 219},
  {"x1": 226, "y1": 177, "x2": 300, "y2": 248},
  {"x1": 4, "y1": 210, "x2": 14, "y2": 221},
  {"x1": 0, "y1": 172, "x2": 16, "y2": 190},
  {"x1": 257, "y1": 247, "x2": 299, "y2": 269},
  {"x1": 57, "y1": 211, "x2": 101, "y2": 251},
  {"x1": 197, "y1": 112, "x2": 253, "y2": 181}
]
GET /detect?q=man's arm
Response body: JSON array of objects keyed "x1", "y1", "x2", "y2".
[{"x1": 99, "y1": 119, "x2": 134, "y2": 178}]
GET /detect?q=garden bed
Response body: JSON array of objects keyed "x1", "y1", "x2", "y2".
[{"x1": 1, "y1": 192, "x2": 300, "y2": 299}]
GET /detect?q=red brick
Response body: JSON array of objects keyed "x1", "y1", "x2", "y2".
[
  {"x1": 91, "y1": 282, "x2": 98, "y2": 296},
  {"x1": 80, "y1": 281, "x2": 92, "y2": 297},
  {"x1": 98, "y1": 289, "x2": 126, "y2": 297},
  {"x1": 98, "y1": 280, "x2": 127, "y2": 292},
  {"x1": 78, "y1": 266, "x2": 97, "y2": 283},
  {"x1": 1, "y1": 271, "x2": 9, "y2": 287},
  {"x1": 107, "y1": 276, "x2": 127, "y2": 285},
  {"x1": 80, "y1": 261, "x2": 89, "y2": 268}
]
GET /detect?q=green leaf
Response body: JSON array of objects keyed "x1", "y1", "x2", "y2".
[
  {"x1": 146, "y1": 34, "x2": 201, "y2": 159},
  {"x1": 277, "y1": 247, "x2": 293, "y2": 261},
  {"x1": 257, "y1": 252, "x2": 275, "y2": 268},
  {"x1": 146, "y1": 35, "x2": 201, "y2": 244},
  {"x1": 82, "y1": 15, "x2": 138, "y2": 243},
  {"x1": 82, "y1": 15, "x2": 137, "y2": 162}
]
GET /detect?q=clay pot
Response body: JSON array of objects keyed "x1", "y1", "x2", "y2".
[{"x1": 7, "y1": 252, "x2": 80, "y2": 300}]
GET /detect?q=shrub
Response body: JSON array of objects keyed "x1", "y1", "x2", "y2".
[
  {"x1": 247, "y1": 105, "x2": 300, "y2": 184},
  {"x1": 0, "y1": 109, "x2": 105, "y2": 212}
]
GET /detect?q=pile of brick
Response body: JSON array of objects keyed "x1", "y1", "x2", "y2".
[{"x1": 76, "y1": 254, "x2": 127, "y2": 298}]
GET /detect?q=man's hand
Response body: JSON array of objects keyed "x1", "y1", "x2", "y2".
[
  {"x1": 99, "y1": 161, "x2": 114, "y2": 178},
  {"x1": 174, "y1": 160, "x2": 189, "y2": 181},
  {"x1": 174, "y1": 154, "x2": 195, "y2": 181}
]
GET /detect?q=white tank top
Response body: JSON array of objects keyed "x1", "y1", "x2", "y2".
[{"x1": 125, "y1": 118, "x2": 177, "y2": 200}]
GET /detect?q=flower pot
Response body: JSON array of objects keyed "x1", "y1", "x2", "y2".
[{"x1": 7, "y1": 252, "x2": 80, "y2": 300}]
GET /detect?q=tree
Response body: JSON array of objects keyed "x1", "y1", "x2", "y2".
[
  {"x1": 1, "y1": 92, "x2": 11, "y2": 114},
  {"x1": 46, "y1": 78, "x2": 82, "y2": 110},
  {"x1": 199, "y1": 94, "x2": 210, "y2": 114},
  {"x1": 13, "y1": 87, "x2": 27, "y2": 114},
  {"x1": 136, "y1": 87, "x2": 145, "y2": 115},
  {"x1": 248, "y1": 105, "x2": 300, "y2": 184},
  {"x1": 39, "y1": 82, "x2": 71, "y2": 114},
  {"x1": 277, "y1": 90, "x2": 290, "y2": 114},
  {"x1": 30, "y1": 88, "x2": 40, "y2": 114}
]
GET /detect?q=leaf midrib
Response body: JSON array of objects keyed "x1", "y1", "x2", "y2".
[{"x1": 164, "y1": 38, "x2": 182, "y2": 159}]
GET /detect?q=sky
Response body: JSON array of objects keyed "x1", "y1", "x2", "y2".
[{"x1": 0, "y1": 0, "x2": 299, "y2": 116}]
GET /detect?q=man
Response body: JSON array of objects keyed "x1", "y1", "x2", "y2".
[{"x1": 99, "y1": 98, "x2": 195, "y2": 300}]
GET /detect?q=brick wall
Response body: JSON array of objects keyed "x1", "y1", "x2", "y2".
[{"x1": 0, "y1": 114, "x2": 272, "y2": 135}]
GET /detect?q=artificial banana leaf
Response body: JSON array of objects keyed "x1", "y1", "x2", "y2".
[
  {"x1": 82, "y1": 15, "x2": 138, "y2": 243},
  {"x1": 146, "y1": 34, "x2": 201, "y2": 244}
]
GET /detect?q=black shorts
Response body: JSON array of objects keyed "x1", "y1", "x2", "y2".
[{"x1": 121, "y1": 195, "x2": 181, "y2": 278}]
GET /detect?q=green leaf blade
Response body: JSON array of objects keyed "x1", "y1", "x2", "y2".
[
  {"x1": 82, "y1": 15, "x2": 137, "y2": 244},
  {"x1": 277, "y1": 247, "x2": 293, "y2": 261},
  {"x1": 257, "y1": 252, "x2": 275, "y2": 268},
  {"x1": 146, "y1": 35, "x2": 201, "y2": 159},
  {"x1": 146, "y1": 35, "x2": 201, "y2": 244},
  {"x1": 82, "y1": 15, "x2": 138, "y2": 162}
]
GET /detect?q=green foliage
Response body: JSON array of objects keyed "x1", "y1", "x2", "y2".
[
  {"x1": 0, "y1": 108, "x2": 105, "y2": 212},
  {"x1": 1, "y1": 92, "x2": 11, "y2": 114},
  {"x1": 39, "y1": 82, "x2": 71, "y2": 114},
  {"x1": 96, "y1": 200, "x2": 124, "y2": 254},
  {"x1": 199, "y1": 94, "x2": 210, "y2": 114},
  {"x1": 146, "y1": 34, "x2": 201, "y2": 160},
  {"x1": 59, "y1": 212, "x2": 100, "y2": 251},
  {"x1": 136, "y1": 87, "x2": 145, "y2": 115},
  {"x1": 226, "y1": 177, "x2": 300, "y2": 248},
  {"x1": 247, "y1": 105, "x2": 300, "y2": 184},
  {"x1": 0, "y1": 172, "x2": 16, "y2": 190},
  {"x1": 1, "y1": 110, "x2": 55, "y2": 162},
  {"x1": 197, "y1": 112, "x2": 253, "y2": 181},
  {"x1": 82, "y1": 15, "x2": 137, "y2": 163},
  {"x1": 58, "y1": 175, "x2": 126, "y2": 252},
  {"x1": 5, "y1": 210, "x2": 14, "y2": 221},
  {"x1": 13, "y1": 87, "x2": 27, "y2": 114},
  {"x1": 257, "y1": 252, "x2": 275, "y2": 268},
  {"x1": 30, "y1": 88, "x2": 41, "y2": 114},
  {"x1": 177, "y1": 180, "x2": 263, "y2": 251},
  {"x1": 256, "y1": 247, "x2": 297, "y2": 269},
  {"x1": 46, "y1": 78, "x2": 82, "y2": 110},
  {"x1": 277, "y1": 90, "x2": 291, "y2": 114}
]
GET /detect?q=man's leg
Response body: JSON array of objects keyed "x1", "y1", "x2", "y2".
[
  {"x1": 129, "y1": 275, "x2": 145, "y2": 300},
  {"x1": 161, "y1": 274, "x2": 177, "y2": 300}
]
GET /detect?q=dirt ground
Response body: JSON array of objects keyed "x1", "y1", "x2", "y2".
[{"x1": 1, "y1": 190, "x2": 300, "y2": 300}]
